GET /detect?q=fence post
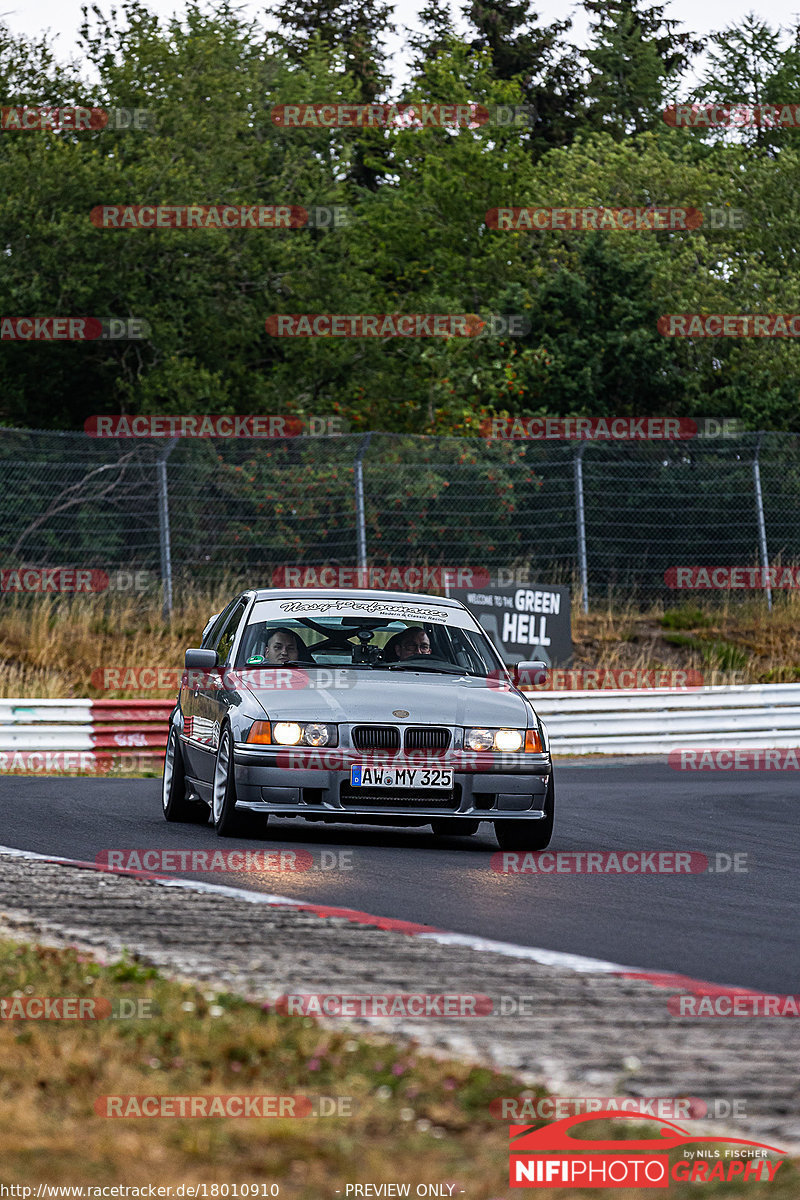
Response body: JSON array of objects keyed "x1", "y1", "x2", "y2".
[
  {"x1": 157, "y1": 438, "x2": 179, "y2": 619},
  {"x1": 574, "y1": 443, "x2": 589, "y2": 614},
  {"x1": 354, "y1": 432, "x2": 373, "y2": 569},
  {"x1": 753, "y1": 433, "x2": 772, "y2": 613}
]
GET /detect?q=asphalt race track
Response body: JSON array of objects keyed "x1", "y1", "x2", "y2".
[{"x1": 2, "y1": 759, "x2": 795, "y2": 994}]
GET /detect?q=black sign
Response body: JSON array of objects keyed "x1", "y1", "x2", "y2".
[{"x1": 452, "y1": 583, "x2": 572, "y2": 667}]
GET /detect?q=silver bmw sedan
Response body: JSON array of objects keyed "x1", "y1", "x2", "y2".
[{"x1": 162, "y1": 589, "x2": 554, "y2": 850}]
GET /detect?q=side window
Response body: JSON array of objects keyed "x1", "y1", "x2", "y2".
[
  {"x1": 214, "y1": 600, "x2": 248, "y2": 664},
  {"x1": 449, "y1": 628, "x2": 481, "y2": 672},
  {"x1": 201, "y1": 608, "x2": 230, "y2": 649}
]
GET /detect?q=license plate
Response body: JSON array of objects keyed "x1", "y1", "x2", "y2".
[{"x1": 350, "y1": 765, "x2": 453, "y2": 789}]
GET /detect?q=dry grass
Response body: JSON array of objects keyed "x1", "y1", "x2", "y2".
[
  {"x1": 1, "y1": 939, "x2": 796, "y2": 1197},
  {"x1": 0, "y1": 587, "x2": 234, "y2": 699},
  {"x1": 570, "y1": 591, "x2": 800, "y2": 684},
  {"x1": 0, "y1": 588, "x2": 799, "y2": 699}
]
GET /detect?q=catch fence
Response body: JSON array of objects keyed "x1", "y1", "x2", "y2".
[{"x1": 1, "y1": 428, "x2": 798, "y2": 610}]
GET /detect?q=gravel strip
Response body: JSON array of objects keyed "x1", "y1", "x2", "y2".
[{"x1": 1, "y1": 851, "x2": 797, "y2": 1151}]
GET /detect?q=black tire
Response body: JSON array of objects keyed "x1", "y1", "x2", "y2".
[
  {"x1": 212, "y1": 725, "x2": 244, "y2": 836},
  {"x1": 162, "y1": 726, "x2": 206, "y2": 823},
  {"x1": 430, "y1": 819, "x2": 480, "y2": 836},
  {"x1": 494, "y1": 771, "x2": 555, "y2": 852}
]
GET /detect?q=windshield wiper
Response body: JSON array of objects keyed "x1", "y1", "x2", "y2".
[
  {"x1": 379, "y1": 663, "x2": 474, "y2": 675},
  {"x1": 241, "y1": 661, "x2": 323, "y2": 669}
]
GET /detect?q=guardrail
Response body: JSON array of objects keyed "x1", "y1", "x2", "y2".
[
  {"x1": 0, "y1": 687, "x2": 798, "y2": 766},
  {"x1": 0, "y1": 699, "x2": 171, "y2": 768},
  {"x1": 527, "y1": 685, "x2": 800, "y2": 754}
]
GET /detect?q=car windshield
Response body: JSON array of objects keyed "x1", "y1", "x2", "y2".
[{"x1": 235, "y1": 606, "x2": 506, "y2": 678}]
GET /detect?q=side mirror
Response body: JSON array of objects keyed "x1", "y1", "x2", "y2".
[
  {"x1": 513, "y1": 660, "x2": 548, "y2": 686},
  {"x1": 185, "y1": 648, "x2": 218, "y2": 670}
]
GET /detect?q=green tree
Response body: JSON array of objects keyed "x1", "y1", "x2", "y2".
[
  {"x1": 272, "y1": 0, "x2": 395, "y2": 99},
  {"x1": 407, "y1": 0, "x2": 457, "y2": 69},
  {"x1": 694, "y1": 15, "x2": 798, "y2": 151},
  {"x1": 461, "y1": 0, "x2": 585, "y2": 154},
  {"x1": 2, "y1": 2, "x2": 800, "y2": 437},
  {"x1": 583, "y1": 0, "x2": 703, "y2": 137},
  {"x1": 272, "y1": 0, "x2": 396, "y2": 188},
  {"x1": 507, "y1": 236, "x2": 684, "y2": 414}
]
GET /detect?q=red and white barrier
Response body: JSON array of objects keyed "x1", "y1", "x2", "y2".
[
  {"x1": 2, "y1": 687, "x2": 800, "y2": 768},
  {"x1": 0, "y1": 699, "x2": 171, "y2": 771}
]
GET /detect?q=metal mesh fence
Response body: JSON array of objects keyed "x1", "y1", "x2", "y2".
[{"x1": 1, "y1": 427, "x2": 798, "y2": 607}]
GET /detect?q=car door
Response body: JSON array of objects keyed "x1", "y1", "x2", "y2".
[
  {"x1": 191, "y1": 596, "x2": 250, "y2": 786},
  {"x1": 181, "y1": 598, "x2": 242, "y2": 787}
]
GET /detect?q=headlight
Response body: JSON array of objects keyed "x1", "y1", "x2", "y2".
[
  {"x1": 495, "y1": 729, "x2": 523, "y2": 752},
  {"x1": 250, "y1": 721, "x2": 338, "y2": 748},
  {"x1": 304, "y1": 722, "x2": 332, "y2": 747},
  {"x1": 272, "y1": 722, "x2": 303, "y2": 745},
  {"x1": 464, "y1": 727, "x2": 539, "y2": 752},
  {"x1": 465, "y1": 728, "x2": 494, "y2": 751}
]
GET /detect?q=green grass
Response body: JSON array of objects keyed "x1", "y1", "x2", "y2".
[
  {"x1": 662, "y1": 631, "x2": 702, "y2": 649},
  {"x1": 661, "y1": 608, "x2": 714, "y2": 630},
  {"x1": 701, "y1": 640, "x2": 750, "y2": 672}
]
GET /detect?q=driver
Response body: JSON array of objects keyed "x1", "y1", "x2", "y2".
[
  {"x1": 394, "y1": 627, "x2": 431, "y2": 660},
  {"x1": 264, "y1": 628, "x2": 300, "y2": 664}
]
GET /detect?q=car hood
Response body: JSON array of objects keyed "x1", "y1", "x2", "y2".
[{"x1": 238, "y1": 669, "x2": 536, "y2": 726}]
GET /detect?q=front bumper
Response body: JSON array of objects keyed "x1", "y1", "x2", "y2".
[{"x1": 233, "y1": 745, "x2": 552, "y2": 820}]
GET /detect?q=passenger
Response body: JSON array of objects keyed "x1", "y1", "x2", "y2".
[{"x1": 392, "y1": 627, "x2": 432, "y2": 660}]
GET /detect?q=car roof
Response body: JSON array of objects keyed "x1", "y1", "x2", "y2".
[{"x1": 245, "y1": 588, "x2": 468, "y2": 609}]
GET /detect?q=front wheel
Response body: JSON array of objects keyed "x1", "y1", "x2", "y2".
[
  {"x1": 212, "y1": 726, "x2": 245, "y2": 837},
  {"x1": 162, "y1": 726, "x2": 206, "y2": 823},
  {"x1": 494, "y1": 771, "x2": 554, "y2": 852},
  {"x1": 431, "y1": 819, "x2": 479, "y2": 836}
]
